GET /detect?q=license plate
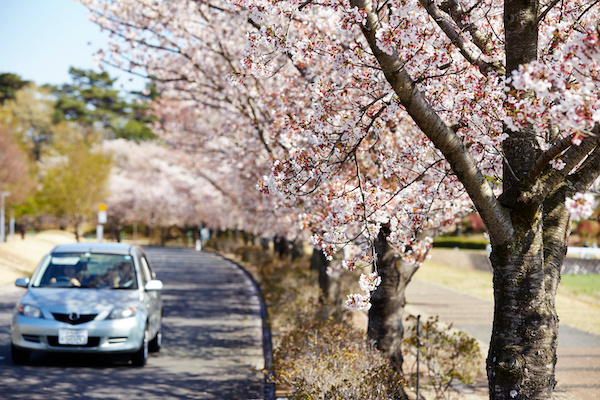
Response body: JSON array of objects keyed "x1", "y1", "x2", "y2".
[{"x1": 58, "y1": 329, "x2": 88, "y2": 345}]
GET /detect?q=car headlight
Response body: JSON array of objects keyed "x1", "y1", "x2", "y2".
[
  {"x1": 18, "y1": 304, "x2": 43, "y2": 318},
  {"x1": 108, "y1": 306, "x2": 137, "y2": 319}
]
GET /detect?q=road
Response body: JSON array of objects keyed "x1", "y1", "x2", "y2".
[{"x1": 0, "y1": 247, "x2": 270, "y2": 400}]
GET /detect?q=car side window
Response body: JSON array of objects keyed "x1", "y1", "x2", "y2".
[{"x1": 140, "y1": 256, "x2": 152, "y2": 284}]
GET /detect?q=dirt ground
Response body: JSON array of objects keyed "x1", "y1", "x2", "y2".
[{"x1": 0, "y1": 230, "x2": 80, "y2": 285}]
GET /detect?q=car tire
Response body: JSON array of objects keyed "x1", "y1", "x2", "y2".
[
  {"x1": 131, "y1": 325, "x2": 149, "y2": 367},
  {"x1": 11, "y1": 344, "x2": 30, "y2": 365},
  {"x1": 149, "y1": 322, "x2": 162, "y2": 353}
]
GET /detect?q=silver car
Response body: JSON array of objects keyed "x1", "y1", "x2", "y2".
[{"x1": 11, "y1": 243, "x2": 163, "y2": 367}]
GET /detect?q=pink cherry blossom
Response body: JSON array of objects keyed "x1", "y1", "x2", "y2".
[
  {"x1": 359, "y1": 272, "x2": 382, "y2": 293},
  {"x1": 345, "y1": 292, "x2": 372, "y2": 311},
  {"x1": 566, "y1": 192, "x2": 597, "y2": 221}
]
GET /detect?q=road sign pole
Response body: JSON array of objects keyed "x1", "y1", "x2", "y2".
[
  {"x1": 97, "y1": 203, "x2": 107, "y2": 243},
  {"x1": 97, "y1": 224, "x2": 104, "y2": 243}
]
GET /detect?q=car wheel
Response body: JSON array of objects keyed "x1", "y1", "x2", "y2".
[
  {"x1": 149, "y1": 322, "x2": 162, "y2": 353},
  {"x1": 11, "y1": 344, "x2": 30, "y2": 365},
  {"x1": 131, "y1": 325, "x2": 149, "y2": 367}
]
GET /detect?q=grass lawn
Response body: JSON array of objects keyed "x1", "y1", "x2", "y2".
[
  {"x1": 560, "y1": 273, "x2": 600, "y2": 299},
  {"x1": 415, "y1": 259, "x2": 600, "y2": 336}
]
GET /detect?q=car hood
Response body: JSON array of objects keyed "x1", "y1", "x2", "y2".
[{"x1": 20, "y1": 288, "x2": 141, "y2": 315}]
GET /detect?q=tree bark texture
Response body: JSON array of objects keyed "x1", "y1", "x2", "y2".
[
  {"x1": 487, "y1": 194, "x2": 567, "y2": 399},
  {"x1": 485, "y1": 1, "x2": 565, "y2": 397}
]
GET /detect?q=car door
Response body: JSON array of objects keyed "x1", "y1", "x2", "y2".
[{"x1": 138, "y1": 251, "x2": 162, "y2": 336}]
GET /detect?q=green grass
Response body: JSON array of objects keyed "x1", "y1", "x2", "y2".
[
  {"x1": 416, "y1": 260, "x2": 600, "y2": 335},
  {"x1": 560, "y1": 274, "x2": 600, "y2": 300},
  {"x1": 415, "y1": 261, "x2": 493, "y2": 300},
  {"x1": 433, "y1": 234, "x2": 489, "y2": 250}
]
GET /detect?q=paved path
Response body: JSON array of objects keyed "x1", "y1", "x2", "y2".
[{"x1": 405, "y1": 280, "x2": 600, "y2": 400}]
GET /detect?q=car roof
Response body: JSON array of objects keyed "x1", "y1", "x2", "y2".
[{"x1": 50, "y1": 242, "x2": 139, "y2": 256}]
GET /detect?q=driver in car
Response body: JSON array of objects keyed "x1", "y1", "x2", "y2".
[{"x1": 50, "y1": 264, "x2": 82, "y2": 287}]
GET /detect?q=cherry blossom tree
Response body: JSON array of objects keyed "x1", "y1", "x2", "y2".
[
  {"x1": 239, "y1": 1, "x2": 600, "y2": 399},
  {"x1": 78, "y1": 0, "x2": 600, "y2": 397},
  {"x1": 149, "y1": 98, "x2": 302, "y2": 239},
  {"x1": 78, "y1": 0, "x2": 306, "y2": 243},
  {"x1": 79, "y1": 2, "x2": 462, "y2": 389},
  {"x1": 0, "y1": 100, "x2": 35, "y2": 205},
  {"x1": 102, "y1": 139, "x2": 233, "y2": 243},
  {"x1": 0, "y1": 124, "x2": 34, "y2": 208}
]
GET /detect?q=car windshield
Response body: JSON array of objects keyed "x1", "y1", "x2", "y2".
[{"x1": 32, "y1": 253, "x2": 138, "y2": 289}]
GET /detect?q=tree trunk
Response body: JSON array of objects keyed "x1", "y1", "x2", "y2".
[
  {"x1": 274, "y1": 235, "x2": 290, "y2": 259},
  {"x1": 368, "y1": 225, "x2": 419, "y2": 372},
  {"x1": 111, "y1": 224, "x2": 122, "y2": 242},
  {"x1": 290, "y1": 238, "x2": 305, "y2": 260},
  {"x1": 487, "y1": 190, "x2": 569, "y2": 399},
  {"x1": 160, "y1": 227, "x2": 167, "y2": 246},
  {"x1": 73, "y1": 218, "x2": 82, "y2": 242},
  {"x1": 483, "y1": 0, "x2": 569, "y2": 397},
  {"x1": 310, "y1": 246, "x2": 330, "y2": 302}
]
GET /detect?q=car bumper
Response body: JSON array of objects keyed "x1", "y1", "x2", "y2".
[{"x1": 11, "y1": 314, "x2": 144, "y2": 354}]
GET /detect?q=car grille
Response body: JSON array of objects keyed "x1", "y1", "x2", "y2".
[
  {"x1": 52, "y1": 313, "x2": 98, "y2": 325},
  {"x1": 47, "y1": 336, "x2": 101, "y2": 347}
]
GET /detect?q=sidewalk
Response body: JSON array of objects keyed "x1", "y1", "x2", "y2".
[{"x1": 405, "y1": 280, "x2": 600, "y2": 400}]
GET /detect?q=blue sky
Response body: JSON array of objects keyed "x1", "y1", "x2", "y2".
[{"x1": 0, "y1": 0, "x2": 147, "y2": 91}]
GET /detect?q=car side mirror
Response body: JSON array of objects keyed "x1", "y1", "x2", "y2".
[
  {"x1": 145, "y1": 279, "x2": 163, "y2": 291},
  {"x1": 15, "y1": 277, "x2": 30, "y2": 288}
]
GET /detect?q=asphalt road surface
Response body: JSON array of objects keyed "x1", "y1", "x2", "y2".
[{"x1": 0, "y1": 247, "x2": 270, "y2": 400}]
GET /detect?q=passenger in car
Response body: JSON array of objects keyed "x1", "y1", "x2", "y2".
[{"x1": 98, "y1": 262, "x2": 134, "y2": 288}]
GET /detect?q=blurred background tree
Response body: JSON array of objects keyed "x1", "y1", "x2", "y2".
[
  {"x1": 3, "y1": 83, "x2": 55, "y2": 161},
  {"x1": 51, "y1": 67, "x2": 156, "y2": 142},
  {"x1": 0, "y1": 124, "x2": 35, "y2": 209},
  {"x1": 0, "y1": 68, "x2": 152, "y2": 238},
  {"x1": 35, "y1": 137, "x2": 112, "y2": 240},
  {"x1": 0, "y1": 73, "x2": 31, "y2": 105}
]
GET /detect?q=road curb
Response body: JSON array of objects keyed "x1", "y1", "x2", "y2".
[{"x1": 218, "y1": 254, "x2": 276, "y2": 400}]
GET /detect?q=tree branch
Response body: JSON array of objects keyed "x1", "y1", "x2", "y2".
[
  {"x1": 521, "y1": 134, "x2": 600, "y2": 202},
  {"x1": 576, "y1": 0, "x2": 600, "y2": 23},
  {"x1": 437, "y1": 0, "x2": 505, "y2": 75},
  {"x1": 350, "y1": 0, "x2": 513, "y2": 245},
  {"x1": 537, "y1": 0, "x2": 561, "y2": 23},
  {"x1": 246, "y1": 17, "x2": 309, "y2": 79},
  {"x1": 522, "y1": 135, "x2": 575, "y2": 191},
  {"x1": 418, "y1": 0, "x2": 504, "y2": 76},
  {"x1": 567, "y1": 143, "x2": 600, "y2": 193}
]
